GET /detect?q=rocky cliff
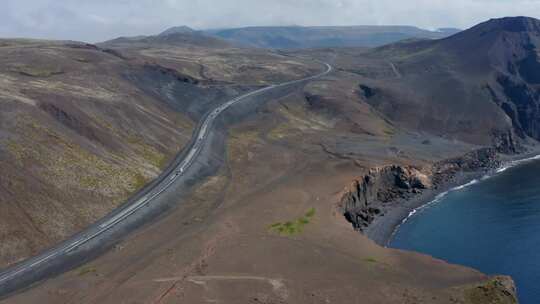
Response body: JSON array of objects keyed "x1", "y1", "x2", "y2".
[
  {"x1": 464, "y1": 276, "x2": 518, "y2": 304},
  {"x1": 340, "y1": 148, "x2": 501, "y2": 231}
]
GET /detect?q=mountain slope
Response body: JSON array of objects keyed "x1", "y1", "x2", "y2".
[
  {"x1": 0, "y1": 40, "x2": 194, "y2": 267},
  {"x1": 331, "y1": 16, "x2": 540, "y2": 152},
  {"x1": 0, "y1": 38, "x2": 318, "y2": 268}
]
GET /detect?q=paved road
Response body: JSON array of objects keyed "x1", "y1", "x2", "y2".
[
  {"x1": 387, "y1": 60, "x2": 402, "y2": 78},
  {"x1": 0, "y1": 61, "x2": 332, "y2": 297}
]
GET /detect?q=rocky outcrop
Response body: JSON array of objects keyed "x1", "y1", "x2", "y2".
[
  {"x1": 491, "y1": 129, "x2": 520, "y2": 154},
  {"x1": 496, "y1": 74, "x2": 540, "y2": 141},
  {"x1": 432, "y1": 148, "x2": 501, "y2": 185},
  {"x1": 340, "y1": 165, "x2": 431, "y2": 230},
  {"x1": 340, "y1": 148, "x2": 500, "y2": 231},
  {"x1": 358, "y1": 84, "x2": 377, "y2": 99},
  {"x1": 464, "y1": 276, "x2": 518, "y2": 304},
  {"x1": 143, "y1": 63, "x2": 200, "y2": 85}
]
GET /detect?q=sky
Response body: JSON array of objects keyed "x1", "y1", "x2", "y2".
[{"x1": 0, "y1": 0, "x2": 539, "y2": 42}]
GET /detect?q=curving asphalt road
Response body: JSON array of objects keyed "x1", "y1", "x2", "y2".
[{"x1": 0, "y1": 60, "x2": 332, "y2": 298}]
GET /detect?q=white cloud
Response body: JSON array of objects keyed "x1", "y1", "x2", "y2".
[{"x1": 1, "y1": 0, "x2": 540, "y2": 42}]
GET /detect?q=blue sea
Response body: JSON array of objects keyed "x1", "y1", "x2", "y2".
[{"x1": 390, "y1": 156, "x2": 540, "y2": 304}]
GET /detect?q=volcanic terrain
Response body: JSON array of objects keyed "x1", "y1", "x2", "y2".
[{"x1": 2, "y1": 17, "x2": 536, "y2": 304}]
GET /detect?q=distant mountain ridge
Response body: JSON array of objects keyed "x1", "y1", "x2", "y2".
[
  {"x1": 159, "y1": 25, "x2": 196, "y2": 36},
  {"x1": 103, "y1": 24, "x2": 460, "y2": 49},
  {"x1": 101, "y1": 29, "x2": 232, "y2": 48},
  {"x1": 203, "y1": 25, "x2": 461, "y2": 48}
]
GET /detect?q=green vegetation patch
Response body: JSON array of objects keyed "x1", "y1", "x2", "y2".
[
  {"x1": 269, "y1": 208, "x2": 316, "y2": 236},
  {"x1": 141, "y1": 146, "x2": 167, "y2": 169},
  {"x1": 10, "y1": 65, "x2": 64, "y2": 77},
  {"x1": 132, "y1": 172, "x2": 148, "y2": 191},
  {"x1": 128, "y1": 135, "x2": 169, "y2": 169},
  {"x1": 363, "y1": 257, "x2": 378, "y2": 263},
  {"x1": 77, "y1": 265, "x2": 97, "y2": 276},
  {"x1": 227, "y1": 129, "x2": 263, "y2": 164},
  {"x1": 464, "y1": 278, "x2": 517, "y2": 304},
  {"x1": 74, "y1": 57, "x2": 90, "y2": 63}
]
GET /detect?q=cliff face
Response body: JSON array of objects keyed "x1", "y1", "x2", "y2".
[
  {"x1": 340, "y1": 148, "x2": 500, "y2": 230},
  {"x1": 341, "y1": 165, "x2": 431, "y2": 230},
  {"x1": 0, "y1": 41, "x2": 197, "y2": 267}
]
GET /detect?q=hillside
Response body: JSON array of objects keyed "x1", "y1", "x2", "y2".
[
  {"x1": 206, "y1": 25, "x2": 460, "y2": 48},
  {"x1": 0, "y1": 38, "x2": 319, "y2": 268},
  {"x1": 0, "y1": 39, "x2": 193, "y2": 267},
  {"x1": 322, "y1": 16, "x2": 540, "y2": 153}
]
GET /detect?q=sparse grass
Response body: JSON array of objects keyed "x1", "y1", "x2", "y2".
[
  {"x1": 77, "y1": 265, "x2": 97, "y2": 276},
  {"x1": 141, "y1": 146, "x2": 167, "y2": 169},
  {"x1": 267, "y1": 123, "x2": 293, "y2": 140},
  {"x1": 74, "y1": 57, "x2": 90, "y2": 63},
  {"x1": 5, "y1": 115, "x2": 153, "y2": 202},
  {"x1": 305, "y1": 207, "x2": 316, "y2": 217},
  {"x1": 6, "y1": 140, "x2": 29, "y2": 165},
  {"x1": 132, "y1": 172, "x2": 148, "y2": 191},
  {"x1": 380, "y1": 119, "x2": 396, "y2": 137},
  {"x1": 363, "y1": 257, "x2": 378, "y2": 263},
  {"x1": 267, "y1": 103, "x2": 330, "y2": 140},
  {"x1": 128, "y1": 135, "x2": 168, "y2": 169},
  {"x1": 80, "y1": 175, "x2": 100, "y2": 188},
  {"x1": 362, "y1": 256, "x2": 394, "y2": 271},
  {"x1": 269, "y1": 208, "x2": 316, "y2": 236},
  {"x1": 383, "y1": 128, "x2": 395, "y2": 136},
  {"x1": 10, "y1": 65, "x2": 64, "y2": 77},
  {"x1": 227, "y1": 129, "x2": 261, "y2": 161}
]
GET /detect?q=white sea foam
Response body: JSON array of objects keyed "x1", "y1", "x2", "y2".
[
  {"x1": 399, "y1": 190, "x2": 449, "y2": 226},
  {"x1": 451, "y1": 179, "x2": 479, "y2": 190},
  {"x1": 496, "y1": 154, "x2": 540, "y2": 174},
  {"x1": 496, "y1": 166, "x2": 510, "y2": 173},
  {"x1": 401, "y1": 179, "x2": 481, "y2": 225}
]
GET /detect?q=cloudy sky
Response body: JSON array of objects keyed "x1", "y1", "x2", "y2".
[{"x1": 1, "y1": 0, "x2": 539, "y2": 42}]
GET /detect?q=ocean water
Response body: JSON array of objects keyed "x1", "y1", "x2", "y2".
[{"x1": 390, "y1": 158, "x2": 540, "y2": 304}]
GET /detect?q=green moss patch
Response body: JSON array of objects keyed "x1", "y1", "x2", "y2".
[
  {"x1": 11, "y1": 65, "x2": 64, "y2": 77},
  {"x1": 77, "y1": 265, "x2": 97, "y2": 276},
  {"x1": 363, "y1": 257, "x2": 378, "y2": 263},
  {"x1": 269, "y1": 208, "x2": 316, "y2": 236}
]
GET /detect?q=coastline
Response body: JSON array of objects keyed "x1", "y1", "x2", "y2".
[{"x1": 364, "y1": 145, "x2": 540, "y2": 247}]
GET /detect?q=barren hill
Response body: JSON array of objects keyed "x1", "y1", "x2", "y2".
[{"x1": 0, "y1": 38, "x2": 317, "y2": 268}]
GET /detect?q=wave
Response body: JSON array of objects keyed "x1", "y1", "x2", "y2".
[
  {"x1": 400, "y1": 179, "x2": 481, "y2": 225},
  {"x1": 497, "y1": 154, "x2": 540, "y2": 174},
  {"x1": 399, "y1": 190, "x2": 450, "y2": 226},
  {"x1": 451, "y1": 179, "x2": 479, "y2": 190}
]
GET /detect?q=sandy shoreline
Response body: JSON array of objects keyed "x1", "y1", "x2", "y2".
[{"x1": 365, "y1": 145, "x2": 540, "y2": 247}]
